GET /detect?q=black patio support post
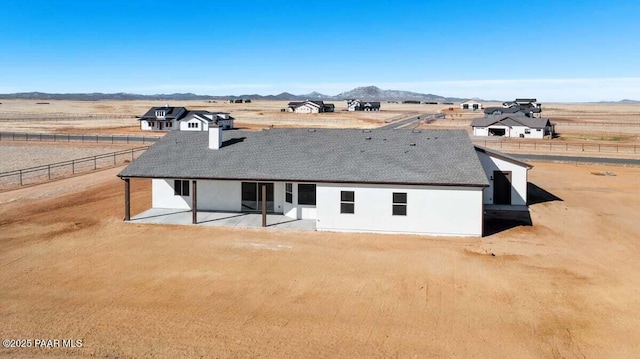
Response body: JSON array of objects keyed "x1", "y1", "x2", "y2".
[
  {"x1": 124, "y1": 178, "x2": 131, "y2": 221},
  {"x1": 192, "y1": 180, "x2": 197, "y2": 224},
  {"x1": 261, "y1": 184, "x2": 267, "y2": 227}
]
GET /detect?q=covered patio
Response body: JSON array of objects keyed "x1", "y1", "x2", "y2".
[{"x1": 130, "y1": 208, "x2": 316, "y2": 231}]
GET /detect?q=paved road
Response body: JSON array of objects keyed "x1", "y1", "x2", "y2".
[
  {"x1": 0, "y1": 131, "x2": 161, "y2": 144},
  {"x1": 508, "y1": 153, "x2": 640, "y2": 166},
  {"x1": 379, "y1": 113, "x2": 435, "y2": 129}
]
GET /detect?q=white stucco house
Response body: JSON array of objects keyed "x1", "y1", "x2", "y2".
[
  {"x1": 138, "y1": 106, "x2": 234, "y2": 131},
  {"x1": 347, "y1": 99, "x2": 381, "y2": 111},
  {"x1": 471, "y1": 115, "x2": 554, "y2": 139},
  {"x1": 119, "y1": 128, "x2": 531, "y2": 237},
  {"x1": 287, "y1": 100, "x2": 335, "y2": 113},
  {"x1": 460, "y1": 100, "x2": 483, "y2": 111}
]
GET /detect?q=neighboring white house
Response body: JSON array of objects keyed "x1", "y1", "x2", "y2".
[
  {"x1": 287, "y1": 100, "x2": 335, "y2": 113},
  {"x1": 460, "y1": 100, "x2": 483, "y2": 111},
  {"x1": 471, "y1": 115, "x2": 554, "y2": 138},
  {"x1": 138, "y1": 107, "x2": 234, "y2": 131},
  {"x1": 179, "y1": 111, "x2": 234, "y2": 131},
  {"x1": 119, "y1": 128, "x2": 532, "y2": 237},
  {"x1": 347, "y1": 99, "x2": 381, "y2": 111},
  {"x1": 138, "y1": 106, "x2": 187, "y2": 131}
]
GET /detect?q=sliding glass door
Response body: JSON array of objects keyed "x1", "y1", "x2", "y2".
[{"x1": 241, "y1": 182, "x2": 274, "y2": 212}]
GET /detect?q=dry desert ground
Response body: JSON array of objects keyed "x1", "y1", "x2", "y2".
[{"x1": 1, "y1": 161, "x2": 639, "y2": 358}]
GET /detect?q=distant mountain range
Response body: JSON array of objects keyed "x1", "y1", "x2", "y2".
[
  {"x1": 0, "y1": 86, "x2": 468, "y2": 102},
  {"x1": 1, "y1": 87, "x2": 636, "y2": 103}
]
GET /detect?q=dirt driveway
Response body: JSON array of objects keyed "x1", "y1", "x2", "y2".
[{"x1": 0, "y1": 163, "x2": 639, "y2": 358}]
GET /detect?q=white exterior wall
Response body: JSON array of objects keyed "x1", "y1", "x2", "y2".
[
  {"x1": 510, "y1": 126, "x2": 544, "y2": 139},
  {"x1": 180, "y1": 118, "x2": 208, "y2": 131},
  {"x1": 315, "y1": 183, "x2": 483, "y2": 236},
  {"x1": 476, "y1": 151, "x2": 528, "y2": 205},
  {"x1": 282, "y1": 182, "x2": 317, "y2": 220},
  {"x1": 197, "y1": 180, "x2": 241, "y2": 211},
  {"x1": 473, "y1": 127, "x2": 489, "y2": 136},
  {"x1": 152, "y1": 179, "x2": 191, "y2": 209},
  {"x1": 141, "y1": 119, "x2": 177, "y2": 131},
  {"x1": 295, "y1": 104, "x2": 320, "y2": 114}
]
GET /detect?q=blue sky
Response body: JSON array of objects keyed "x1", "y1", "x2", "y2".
[{"x1": 1, "y1": 0, "x2": 639, "y2": 101}]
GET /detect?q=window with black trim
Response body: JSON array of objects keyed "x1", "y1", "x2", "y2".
[
  {"x1": 298, "y1": 184, "x2": 316, "y2": 205},
  {"x1": 285, "y1": 183, "x2": 293, "y2": 204},
  {"x1": 392, "y1": 192, "x2": 407, "y2": 216},
  {"x1": 340, "y1": 191, "x2": 355, "y2": 214},
  {"x1": 174, "y1": 180, "x2": 189, "y2": 196}
]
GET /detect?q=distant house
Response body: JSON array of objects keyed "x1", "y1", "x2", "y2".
[
  {"x1": 346, "y1": 99, "x2": 381, "y2": 111},
  {"x1": 138, "y1": 107, "x2": 234, "y2": 131},
  {"x1": 460, "y1": 100, "x2": 483, "y2": 111},
  {"x1": 179, "y1": 111, "x2": 234, "y2": 131},
  {"x1": 484, "y1": 98, "x2": 542, "y2": 118},
  {"x1": 287, "y1": 100, "x2": 335, "y2": 113},
  {"x1": 471, "y1": 115, "x2": 554, "y2": 139},
  {"x1": 138, "y1": 106, "x2": 187, "y2": 131},
  {"x1": 402, "y1": 100, "x2": 421, "y2": 104}
]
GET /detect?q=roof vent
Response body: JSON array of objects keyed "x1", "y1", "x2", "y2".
[
  {"x1": 308, "y1": 129, "x2": 316, "y2": 132},
  {"x1": 410, "y1": 143, "x2": 416, "y2": 146},
  {"x1": 365, "y1": 136, "x2": 372, "y2": 140},
  {"x1": 412, "y1": 130, "x2": 421, "y2": 133},
  {"x1": 363, "y1": 129, "x2": 371, "y2": 133}
]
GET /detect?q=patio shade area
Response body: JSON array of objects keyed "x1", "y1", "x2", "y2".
[{"x1": 130, "y1": 208, "x2": 316, "y2": 231}]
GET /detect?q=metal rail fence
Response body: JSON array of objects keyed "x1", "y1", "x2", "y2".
[
  {"x1": 0, "y1": 146, "x2": 148, "y2": 191},
  {"x1": 0, "y1": 131, "x2": 161, "y2": 144},
  {"x1": 0, "y1": 112, "x2": 134, "y2": 121},
  {"x1": 474, "y1": 140, "x2": 638, "y2": 155}
]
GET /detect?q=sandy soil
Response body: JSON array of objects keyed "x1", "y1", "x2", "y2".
[{"x1": 0, "y1": 161, "x2": 639, "y2": 358}]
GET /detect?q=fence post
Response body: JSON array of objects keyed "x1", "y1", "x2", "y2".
[
  {"x1": 72, "y1": 160, "x2": 75, "y2": 174},
  {"x1": 19, "y1": 170, "x2": 23, "y2": 186},
  {"x1": 113, "y1": 153, "x2": 116, "y2": 165},
  {"x1": 94, "y1": 156, "x2": 97, "y2": 170},
  {"x1": 48, "y1": 165, "x2": 51, "y2": 180},
  {"x1": 131, "y1": 148, "x2": 134, "y2": 160}
]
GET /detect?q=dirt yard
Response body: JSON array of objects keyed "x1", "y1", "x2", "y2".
[
  {"x1": 0, "y1": 161, "x2": 639, "y2": 358},
  {"x1": 0, "y1": 99, "x2": 438, "y2": 133}
]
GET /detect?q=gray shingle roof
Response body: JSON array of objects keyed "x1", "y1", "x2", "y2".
[
  {"x1": 474, "y1": 146, "x2": 533, "y2": 169},
  {"x1": 118, "y1": 129, "x2": 489, "y2": 187},
  {"x1": 139, "y1": 106, "x2": 187, "y2": 120}
]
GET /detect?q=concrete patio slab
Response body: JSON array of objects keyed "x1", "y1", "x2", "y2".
[{"x1": 130, "y1": 208, "x2": 316, "y2": 231}]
